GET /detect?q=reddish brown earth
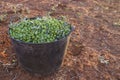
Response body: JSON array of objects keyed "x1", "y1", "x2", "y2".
[{"x1": 0, "y1": 0, "x2": 120, "y2": 80}]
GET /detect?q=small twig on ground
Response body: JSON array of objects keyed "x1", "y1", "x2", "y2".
[
  {"x1": 0, "y1": 60, "x2": 3, "y2": 64},
  {"x1": 98, "y1": 55, "x2": 109, "y2": 65},
  {"x1": 3, "y1": 62, "x2": 18, "y2": 69},
  {"x1": 0, "y1": 49, "x2": 8, "y2": 57},
  {"x1": 4, "y1": 67, "x2": 10, "y2": 73},
  {"x1": 11, "y1": 73, "x2": 17, "y2": 80}
]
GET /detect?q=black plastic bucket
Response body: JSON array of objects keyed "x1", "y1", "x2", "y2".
[{"x1": 9, "y1": 28, "x2": 73, "y2": 75}]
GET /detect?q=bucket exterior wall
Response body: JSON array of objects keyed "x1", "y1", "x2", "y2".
[{"x1": 11, "y1": 36, "x2": 69, "y2": 75}]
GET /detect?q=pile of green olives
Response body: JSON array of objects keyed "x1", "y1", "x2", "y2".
[{"x1": 9, "y1": 16, "x2": 71, "y2": 43}]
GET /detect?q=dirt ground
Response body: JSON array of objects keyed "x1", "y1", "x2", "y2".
[{"x1": 0, "y1": 0, "x2": 120, "y2": 80}]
